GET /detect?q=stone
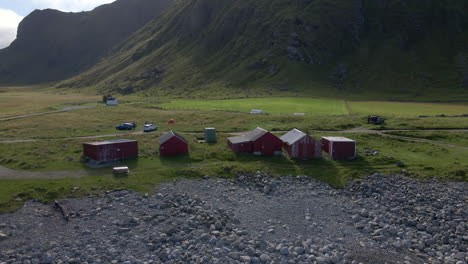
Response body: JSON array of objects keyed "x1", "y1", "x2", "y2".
[
  {"x1": 280, "y1": 247, "x2": 289, "y2": 255},
  {"x1": 259, "y1": 254, "x2": 271, "y2": 263},
  {"x1": 240, "y1": 256, "x2": 251, "y2": 263},
  {"x1": 214, "y1": 221, "x2": 223, "y2": 230}
]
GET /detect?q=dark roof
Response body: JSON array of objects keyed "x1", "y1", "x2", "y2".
[
  {"x1": 280, "y1": 129, "x2": 308, "y2": 145},
  {"x1": 228, "y1": 127, "x2": 268, "y2": 144},
  {"x1": 160, "y1": 131, "x2": 189, "y2": 145},
  {"x1": 84, "y1": 139, "x2": 137, "y2": 146}
]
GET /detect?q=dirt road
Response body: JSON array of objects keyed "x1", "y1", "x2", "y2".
[
  {"x1": 0, "y1": 128, "x2": 467, "y2": 149},
  {"x1": 0, "y1": 105, "x2": 95, "y2": 121},
  {"x1": 0, "y1": 165, "x2": 99, "y2": 179}
]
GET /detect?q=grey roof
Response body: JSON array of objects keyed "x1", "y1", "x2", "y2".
[
  {"x1": 280, "y1": 129, "x2": 308, "y2": 145},
  {"x1": 160, "y1": 131, "x2": 188, "y2": 145},
  {"x1": 228, "y1": 127, "x2": 267, "y2": 144},
  {"x1": 322, "y1": 137, "x2": 355, "y2": 143},
  {"x1": 84, "y1": 139, "x2": 137, "y2": 146}
]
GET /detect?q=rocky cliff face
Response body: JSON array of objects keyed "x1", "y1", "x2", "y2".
[
  {"x1": 0, "y1": 0, "x2": 173, "y2": 84},
  {"x1": 2, "y1": 0, "x2": 468, "y2": 100},
  {"x1": 56, "y1": 0, "x2": 468, "y2": 100}
]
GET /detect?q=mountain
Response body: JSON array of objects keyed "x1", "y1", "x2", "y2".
[
  {"x1": 5, "y1": 0, "x2": 468, "y2": 101},
  {"x1": 0, "y1": 0, "x2": 173, "y2": 84}
]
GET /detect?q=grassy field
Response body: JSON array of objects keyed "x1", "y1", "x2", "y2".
[
  {"x1": 157, "y1": 98, "x2": 468, "y2": 117},
  {"x1": 0, "y1": 131, "x2": 466, "y2": 212},
  {"x1": 385, "y1": 131, "x2": 468, "y2": 147},
  {"x1": 0, "y1": 89, "x2": 467, "y2": 212},
  {"x1": 348, "y1": 101, "x2": 468, "y2": 117},
  {"x1": 0, "y1": 86, "x2": 97, "y2": 118},
  {"x1": 158, "y1": 98, "x2": 348, "y2": 115},
  {"x1": 1, "y1": 104, "x2": 467, "y2": 140}
]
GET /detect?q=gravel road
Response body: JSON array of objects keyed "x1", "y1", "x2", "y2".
[{"x1": 0, "y1": 173, "x2": 466, "y2": 264}]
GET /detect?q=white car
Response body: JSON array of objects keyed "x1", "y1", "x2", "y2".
[{"x1": 143, "y1": 124, "x2": 157, "y2": 132}]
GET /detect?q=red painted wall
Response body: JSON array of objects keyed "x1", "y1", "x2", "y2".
[
  {"x1": 321, "y1": 138, "x2": 330, "y2": 153},
  {"x1": 321, "y1": 138, "x2": 356, "y2": 160},
  {"x1": 83, "y1": 141, "x2": 138, "y2": 161},
  {"x1": 286, "y1": 136, "x2": 321, "y2": 159},
  {"x1": 228, "y1": 141, "x2": 253, "y2": 153},
  {"x1": 331, "y1": 141, "x2": 356, "y2": 160},
  {"x1": 160, "y1": 136, "x2": 189, "y2": 155},
  {"x1": 252, "y1": 132, "x2": 282, "y2": 155}
]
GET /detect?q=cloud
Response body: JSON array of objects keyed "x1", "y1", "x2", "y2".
[
  {"x1": 30, "y1": 0, "x2": 116, "y2": 12},
  {"x1": 0, "y1": 8, "x2": 24, "y2": 49}
]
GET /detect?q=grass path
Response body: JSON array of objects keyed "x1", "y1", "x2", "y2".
[
  {"x1": 0, "y1": 106, "x2": 95, "y2": 121},
  {"x1": 1, "y1": 128, "x2": 467, "y2": 145}
]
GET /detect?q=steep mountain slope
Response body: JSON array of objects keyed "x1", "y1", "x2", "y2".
[
  {"x1": 0, "y1": 0, "x2": 173, "y2": 84},
  {"x1": 56, "y1": 0, "x2": 468, "y2": 101}
]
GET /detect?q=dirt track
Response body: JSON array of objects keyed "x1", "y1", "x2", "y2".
[
  {"x1": 0, "y1": 128, "x2": 467, "y2": 148},
  {"x1": 0, "y1": 105, "x2": 95, "y2": 121}
]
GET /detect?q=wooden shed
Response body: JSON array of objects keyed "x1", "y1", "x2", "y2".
[
  {"x1": 321, "y1": 137, "x2": 356, "y2": 161},
  {"x1": 83, "y1": 139, "x2": 138, "y2": 161},
  {"x1": 227, "y1": 127, "x2": 282, "y2": 156},
  {"x1": 159, "y1": 131, "x2": 189, "y2": 156},
  {"x1": 280, "y1": 129, "x2": 321, "y2": 160}
]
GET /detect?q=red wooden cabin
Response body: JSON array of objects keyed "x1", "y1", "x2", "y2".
[
  {"x1": 83, "y1": 139, "x2": 138, "y2": 161},
  {"x1": 321, "y1": 137, "x2": 356, "y2": 161},
  {"x1": 159, "y1": 131, "x2": 189, "y2": 156},
  {"x1": 227, "y1": 127, "x2": 282, "y2": 156},
  {"x1": 280, "y1": 129, "x2": 321, "y2": 160}
]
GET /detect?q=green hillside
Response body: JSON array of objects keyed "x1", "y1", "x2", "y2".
[
  {"x1": 0, "y1": 0, "x2": 465, "y2": 101},
  {"x1": 54, "y1": 0, "x2": 468, "y2": 101}
]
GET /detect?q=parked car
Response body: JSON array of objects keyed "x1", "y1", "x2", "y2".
[
  {"x1": 116, "y1": 122, "x2": 135, "y2": 130},
  {"x1": 143, "y1": 124, "x2": 158, "y2": 132}
]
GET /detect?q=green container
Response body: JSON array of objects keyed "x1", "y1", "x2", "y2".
[{"x1": 205, "y1": 128, "x2": 217, "y2": 143}]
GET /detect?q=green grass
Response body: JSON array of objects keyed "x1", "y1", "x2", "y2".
[
  {"x1": 348, "y1": 101, "x2": 468, "y2": 117},
  {"x1": 0, "y1": 86, "x2": 98, "y2": 118},
  {"x1": 158, "y1": 97, "x2": 348, "y2": 115},
  {"x1": 0, "y1": 90, "x2": 467, "y2": 213},
  {"x1": 0, "y1": 131, "x2": 466, "y2": 212},
  {"x1": 385, "y1": 131, "x2": 468, "y2": 147}
]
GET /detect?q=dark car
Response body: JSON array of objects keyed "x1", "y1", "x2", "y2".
[{"x1": 116, "y1": 123, "x2": 135, "y2": 130}]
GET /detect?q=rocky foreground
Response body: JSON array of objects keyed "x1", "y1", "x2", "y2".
[{"x1": 0, "y1": 173, "x2": 466, "y2": 264}]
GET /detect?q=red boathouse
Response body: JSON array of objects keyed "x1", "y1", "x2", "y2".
[
  {"x1": 83, "y1": 139, "x2": 138, "y2": 161},
  {"x1": 321, "y1": 137, "x2": 356, "y2": 161},
  {"x1": 280, "y1": 129, "x2": 321, "y2": 160},
  {"x1": 159, "y1": 131, "x2": 189, "y2": 156},
  {"x1": 227, "y1": 127, "x2": 282, "y2": 156}
]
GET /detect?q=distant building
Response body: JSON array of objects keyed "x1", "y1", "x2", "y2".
[
  {"x1": 280, "y1": 129, "x2": 321, "y2": 160},
  {"x1": 250, "y1": 109, "x2": 265, "y2": 114},
  {"x1": 228, "y1": 127, "x2": 282, "y2": 156},
  {"x1": 106, "y1": 97, "x2": 118, "y2": 106},
  {"x1": 83, "y1": 139, "x2": 138, "y2": 161},
  {"x1": 321, "y1": 137, "x2": 356, "y2": 161},
  {"x1": 159, "y1": 131, "x2": 189, "y2": 156}
]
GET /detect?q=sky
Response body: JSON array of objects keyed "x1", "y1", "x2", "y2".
[{"x1": 0, "y1": 0, "x2": 116, "y2": 48}]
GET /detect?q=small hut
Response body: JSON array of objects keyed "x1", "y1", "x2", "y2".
[
  {"x1": 280, "y1": 129, "x2": 321, "y2": 160},
  {"x1": 159, "y1": 131, "x2": 189, "y2": 155},
  {"x1": 227, "y1": 127, "x2": 282, "y2": 156},
  {"x1": 321, "y1": 137, "x2": 356, "y2": 161},
  {"x1": 205, "y1": 128, "x2": 217, "y2": 143},
  {"x1": 83, "y1": 139, "x2": 138, "y2": 161}
]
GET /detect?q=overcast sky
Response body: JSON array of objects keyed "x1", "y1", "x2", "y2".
[{"x1": 0, "y1": 0, "x2": 116, "y2": 48}]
